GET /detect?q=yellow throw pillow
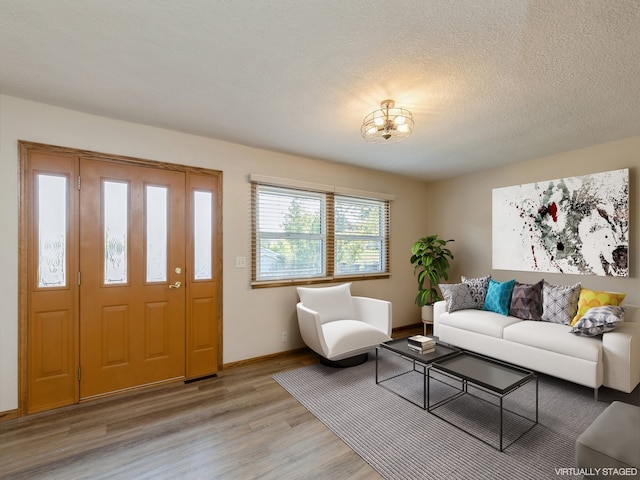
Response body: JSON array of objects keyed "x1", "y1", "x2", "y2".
[{"x1": 570, "y1": 288, "x2": 626, "y2": 326}]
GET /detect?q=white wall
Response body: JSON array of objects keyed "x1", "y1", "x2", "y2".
[
  {"x1": 426, "y1": 135, "x2": 640, "y2": 304},
  {"x1": 0, "y1": 95, "x2": 429, "y2": 412}
]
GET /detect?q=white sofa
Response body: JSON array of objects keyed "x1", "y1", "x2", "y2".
[{"x1": 434, "y1": 301, "x2": 640, "y2": 398}]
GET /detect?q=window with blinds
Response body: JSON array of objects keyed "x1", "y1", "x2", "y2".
[
  {"x1": 254, "y1": 186, "x2": 326, "y2": 280},
  {"x1": 252, "y1": 183, "x2": 390, "y2": 286},
  {"x1": 335, "y1": 195, "x2": 387, "y2": 275}
]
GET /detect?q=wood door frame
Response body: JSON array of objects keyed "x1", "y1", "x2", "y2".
[{"x1": 18, "y1": 140, "x2": 223, "y2": 416}]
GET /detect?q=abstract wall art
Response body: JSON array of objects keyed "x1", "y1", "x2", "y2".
[{"x1": 492, "y1": 169, "x2": 629, "y2": 277}]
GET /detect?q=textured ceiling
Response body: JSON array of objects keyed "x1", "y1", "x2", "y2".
[{"x1": 1, "y1": 0, "x2": 640, "y2": 180}]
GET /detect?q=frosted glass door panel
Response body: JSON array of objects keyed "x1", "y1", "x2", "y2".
[
  {"x1": 146, "y1": 185, "x2": 168, "y2": 282},
  {"x1": 194, "y1": 191, "x2": 212, "y2": 280},
  {"x1": 37, "y1": 174, "x2": 67, "y2": 287},
  {"x1": 104, "y1": 181, "x2": 128, "y2": 284}
]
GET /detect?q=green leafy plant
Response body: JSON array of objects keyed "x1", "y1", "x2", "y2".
[{"x1": 410, "y1": 235, "x2": 454, "y2": 307}]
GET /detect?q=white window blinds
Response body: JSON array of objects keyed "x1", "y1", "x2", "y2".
[{"x1": 252, "y1": 181, "x2": 390, "y2": 285}]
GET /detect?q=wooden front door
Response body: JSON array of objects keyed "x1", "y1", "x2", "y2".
[
  {"x1": 21, "y1": 142, "x2": 222, "y2": 414},
  {"x1": 79, "y1": 159, "x2": 186, "y2": 398}
]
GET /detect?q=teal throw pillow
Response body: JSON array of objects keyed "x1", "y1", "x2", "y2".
[{"x1": 483, "y1": 279, "x2": 516, "y2": 316}]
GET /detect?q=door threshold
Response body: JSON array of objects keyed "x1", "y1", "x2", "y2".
[{"x1": 79, "y1": 376, "x2": 186, "y2": 403}]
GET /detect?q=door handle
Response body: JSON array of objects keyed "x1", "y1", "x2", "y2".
[{"x1": 169, "y1": 281, "x2": 182, "y2": 289}]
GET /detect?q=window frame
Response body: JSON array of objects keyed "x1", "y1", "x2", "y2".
[
  {"x1": 334, "y1": 194, "x2": 388, "y2": 277},
  {"x1": 251, "y1": 181, "x2": 391, "y2": 288}
]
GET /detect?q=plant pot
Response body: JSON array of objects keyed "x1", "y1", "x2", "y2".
[{"x1": 421, "y1": 304, "x2": 434, "y2": 323}]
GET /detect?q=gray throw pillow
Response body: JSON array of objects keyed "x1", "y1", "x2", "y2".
[
  {"x1": 569, "y1": 305, "x2": 626, "y2": 336},
  {"x1": 542, "y1": 281, "x2": 581, "y2": 325},
  {"x1": 440, "y1": 283, "x2": 477, "y2": 313},
  {"x1": 509, "y1": 280, "x2": 544, "y2": 320},
  {"x1": 461, "y1": 275, "x2": 491, "y2": 309}
]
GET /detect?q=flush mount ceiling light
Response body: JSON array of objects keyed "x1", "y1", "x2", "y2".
[{"x1": 361, "y1": 99, "x2": 414, "y2": 144}]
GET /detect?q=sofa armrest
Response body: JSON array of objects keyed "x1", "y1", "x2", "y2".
[
  {"x1": 352, "y1": 296, "x2": 392, "y2": 336},
  {"x1": 296, "y1": 302, "x2": 329, "y2": 356},
  {"x1": 602, "y1": 322, "x2": 640, "y2": 393},
  {"x1": 433, "y1": 301, "x2": 447, "y2": 337}
]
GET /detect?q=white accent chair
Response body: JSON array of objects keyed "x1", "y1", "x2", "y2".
[{"x1": 296, "y1": 283, "x2": 392, "y2": 367}]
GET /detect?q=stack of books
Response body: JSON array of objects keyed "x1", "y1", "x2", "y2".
[{"x1": 408, "y1": 335, "x2": 436, "y2": 354}]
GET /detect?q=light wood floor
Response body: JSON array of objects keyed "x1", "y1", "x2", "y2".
[
  {"x1": 1, "y1": 325, "x2": 423, "y2": 480},
  {"x1": 0, "y1": 349, "x2": 380, "y2": 480}
]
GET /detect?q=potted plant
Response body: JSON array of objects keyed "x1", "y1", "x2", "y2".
[{"x1": 410, "y1": 235, "x2": 454, "y2": 322}]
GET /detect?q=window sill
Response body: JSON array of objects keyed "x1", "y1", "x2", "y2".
[{"x1": 250, "y1": 273, "x2": 390, "y2": 289}]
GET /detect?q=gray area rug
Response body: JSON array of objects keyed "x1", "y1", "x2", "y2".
[{"x1": 273, "y1": 352, "x2": 610, "y2": 480}]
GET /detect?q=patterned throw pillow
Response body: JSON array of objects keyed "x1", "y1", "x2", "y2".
[
  {"x1": 461, "y1": 275, "x2": 491, "y2": 309},
  {"x1": 541, "y1": 282, "x2": 581, "y2": 325},
  {"x1": 509, "y1": 280, "x2": 543, "y2": 320},
  {"x1": 439, "y1": 283, "x2": 477, "y2": 313},
  {"x1": 570, "y1": 305, "x2": 626, "y2": 336},
  {"x1": 570, "y1": 288, "x2": 626, "y2": 326},
  {"x1": 483, "y1": 279, "x2": 515, "y2": 316}
]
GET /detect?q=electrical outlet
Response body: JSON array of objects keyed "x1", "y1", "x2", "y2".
[
  {"x1": 281, "y1": 331, "x2": 288, "y2": 343},
  {"x1": 235, "y1": 256, "x2": 246, "y2": 268}
]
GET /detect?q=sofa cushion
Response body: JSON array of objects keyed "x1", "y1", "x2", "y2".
[
  {"x1": 483, "y1": 279, "x2": 515, "y2": 315},
  {"x1": 321, "y1": 319, "x2": 390, "y2": 359},
  {"x1": 541, "y1": 281, "x2": 581, "y2": 325},
  {"x1": 503, "y1": 321, "x2": 601, "y2": 362},
  {"x1": 297, "y1": 283, "x2": 355, "y2": 324},
  {"x1": 509, "y1": 280, "x2": 543, "y2": 320},
  {"x1": 440, "y1": 283, "x2": 477, "y2": 312},
  {"x1": 461, "y1": 275, "x2": 491, "y2": 309},
  {"x1": 439, "y1": 309, "x2": 521, "y2": 339},
  {"x1": 571, "y1": 288, "x2": 626, "y2": 326},
  {"x1": 570, "y1": 305, "x2": 626, "y2": 337}
]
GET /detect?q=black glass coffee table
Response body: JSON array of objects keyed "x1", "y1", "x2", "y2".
[
  {"x1": 375, "y1": 337, "x2": 460, "y2": 409},
  {"x1": 428, "y1": 351, "x2": 538, "y2": 451}
]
